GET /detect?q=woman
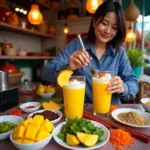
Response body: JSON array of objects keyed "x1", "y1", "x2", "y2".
[{"x1": 42, "y1": 0, "x2": 139, "y2": 104}]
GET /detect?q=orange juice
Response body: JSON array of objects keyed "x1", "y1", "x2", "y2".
[
  {"x1": 63, "y1": 81, "x2": 85, "y2": 119},
  {"x1": 92, "y1": 77, "x2": 112, "y2": 114}
]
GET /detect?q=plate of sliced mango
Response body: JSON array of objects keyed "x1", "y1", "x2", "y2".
[{"x1": 53, "y1": 118, "x2": 110, "y2": 150}]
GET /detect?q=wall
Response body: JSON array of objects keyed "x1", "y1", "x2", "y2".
[
  {"x1": 0, "y1": 30, "x2": 41, "y2": 52},
  {"x1": 57, "y1": 17, "x2": 91, "y2": 49}
]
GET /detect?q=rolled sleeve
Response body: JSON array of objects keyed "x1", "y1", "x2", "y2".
[{"x1": 42, "y1": 39, "x2": 78, "y2": 83}]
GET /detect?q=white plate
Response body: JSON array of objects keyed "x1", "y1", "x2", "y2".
[
  {"x1": 27, "y1": 109, "x2": 63, "y2": 124},
  {"x1": 111, "y1": 108, "x2": 150, "y2": 128},
  {"x1": 19, "y1": 102, "x2": 41, "y2": 113},
  {"x1": 53, "y1": 121, "x2": 110, "y2": 150}
]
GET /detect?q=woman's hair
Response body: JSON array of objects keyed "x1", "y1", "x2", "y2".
[{"x1": 87, "y1": 0, "x2": 126, "y2": 51}]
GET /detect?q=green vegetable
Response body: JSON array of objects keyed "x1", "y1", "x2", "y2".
[
  {"x1": 57, "y1": 118, "x2": 104, "y2": 143},
  {"x1": 0, "y1": 122, "x2": 17, "y2": 134}
]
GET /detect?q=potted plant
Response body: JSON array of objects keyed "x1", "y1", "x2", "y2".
[{"x1": 126, "y1": 48, "x2": 147, "y2": 79}]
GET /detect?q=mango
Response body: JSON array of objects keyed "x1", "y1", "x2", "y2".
[
  {"x1": 35, "y1": 129, "x2": 50, "y2": 142},
  {"x1": 29, "y1": 120, "x2": 41, "y2": 128},
  {"x1": 66, "y1": 134, "x2": 80, "y2": 146},
  {"x1": 12, "y1": 115, "x2": 53, "y2": 144},
  {"x1": 14, "y1": 138, "x2": 23, "y2": 143},
  {"x1": 42, "y1": 101, "x2": 61, "y2": 110},
  {"x1": 76, "y1": 132, "x2": 98, "y2": 147},
  {"x1": 13, "y1": 126, "x2": 26, "y2": 139},
  {"x1": 33, "y1": 115, "x2": 44, "y2": 123},
  {"x1": 24, "y1": 126, "x2": 38, "y2": 140},
  {"x1": 22, "y1": 139, "x2": 34, "y2": 144},
  {"x1": 41, "y1": 119, "x2": 53, "y2": 133}
]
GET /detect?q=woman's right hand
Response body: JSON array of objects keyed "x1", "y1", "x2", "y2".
[{"x1": 68, "y1": 49, "x2": 91, "y2": 70}]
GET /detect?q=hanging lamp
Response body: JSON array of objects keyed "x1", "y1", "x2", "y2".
[
  {"x1": 86, "y1": 0, "x2": 103, "y2": 14},
  {"x1": 125, "y1": 28, "x2": 136, "y2": 43},
  {"x1": 64, "y1": 23, "x2": 69, "y2": 34},
  {"x1": 28, "y1": 4, "x2": 43, "y2": 25},
  {"x1": 125, "y1": 0, "x2": 140, "y2": 21}
]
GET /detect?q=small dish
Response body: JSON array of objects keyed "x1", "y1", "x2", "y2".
[
  {"x1": 141, "y1": 98, "x2": 150, "y2": 112},
  {"x1": 111, "y1": 108, "x2": 150, "y2": 128},
  {"x1": 19, "y1": 102, "x2": 41, "y2": 113},
  {"x1": 37, "y1": 91, "x2": 55, "y2": 99},
  {"x1": 0, "y1": 115, "x2": 23, "y2": 140},
  {"x1": 27, "y1": 109, "x2": 62, "y2": 124}
]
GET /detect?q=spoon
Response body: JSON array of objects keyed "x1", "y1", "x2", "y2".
[{"x1": 77, "y1": 34, "x2": 97, "y2": 76}]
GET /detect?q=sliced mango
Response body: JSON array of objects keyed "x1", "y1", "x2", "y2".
[
  {"x1": 24, "y1": 126, "x2": 38, "y2": 140},
  {"x1": 66, "y1": 133, "x2": 80, "y2": 146},
  {"x1": 42, "y1": 101, "x2": 61, "y2": 110},
  {"x1": 76, "y1": 132, "x2": 89, "y2": 143},
  {"x1": 41, "y1": 119, "x2": 53, "y2": 133},
  {"x1": 57, "y1": 70, "x2": 73, "y2": 87},
  {"x1": 76, "y1": 132, "x2": 98, "y2": 147}
]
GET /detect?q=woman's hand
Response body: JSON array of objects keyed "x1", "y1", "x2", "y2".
[
  {"x1": 68, "y1": 49, "x2": 91, "y2": 70},
  {"x1": 108, "y1": 76, "x2": 124, "y2": 94}
]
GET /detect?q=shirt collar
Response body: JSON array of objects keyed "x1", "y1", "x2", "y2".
[
  {"x1": 106, "y1": 45, "x2": 116, "y2": 56},
  {"x1": 82, "y1": 38, "x2": 116, "y2": 56}
]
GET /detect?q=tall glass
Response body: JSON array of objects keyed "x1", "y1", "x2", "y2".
[
  {"x1": 92, "y1": 70, "x2": 114, "y2": 116},
  {"x1": 63, "y1": 76, "x2": 86, "y2": 120}
]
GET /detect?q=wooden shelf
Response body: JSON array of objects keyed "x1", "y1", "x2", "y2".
[
  {"x1": 0, "y1": 56, "x2": 55, "y2": 60},
  {"x1": 0, "y1": 22, "x2": 56, "y2": 38},
  {"x1": 37, "y1": 2, "x2": 51, "y2": 9}
]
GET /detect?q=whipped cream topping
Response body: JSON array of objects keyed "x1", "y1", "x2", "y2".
[
  {"x1": 98, "y1": 73, "x2": 112, "y2": 81},
  {"x1": 69, "y1": 79, "x2": 81, "y2": 85},
  {"x1": 64, "y1": 78, "x2": 85, "y2": 89}
]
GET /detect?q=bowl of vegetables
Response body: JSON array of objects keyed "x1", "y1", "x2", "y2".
[{"x1": 0, "y1": 115, "x2": 23, "y2": 140}]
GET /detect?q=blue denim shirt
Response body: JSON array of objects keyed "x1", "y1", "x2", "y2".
[{"x1": 42, "y1": 38, "x2": 139, "y2": 104}]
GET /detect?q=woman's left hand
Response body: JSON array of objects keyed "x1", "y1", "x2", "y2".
[{"x1": 108, "y1": 76, "x2": 124, "y2": 94}]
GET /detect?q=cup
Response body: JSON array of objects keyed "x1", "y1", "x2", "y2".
[
  {"x1": 92, "y1": 70, "x2": 114, "y2": 116},
  {"x1": 63, "y1": 76, "x2": 86, "y2": 120}
]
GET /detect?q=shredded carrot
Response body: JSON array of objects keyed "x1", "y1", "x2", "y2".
[
  {"x1": 110, "y1": 105, "x2": 118, "y2": 112},
  {"x1": 110, "y1": 129, "x2": 135, "y2": 150}
]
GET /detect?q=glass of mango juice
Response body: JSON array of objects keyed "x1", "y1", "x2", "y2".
[
  {"x1": 92, "y1": 70, "x2": 114, "y2": 116},
  {"x1": 63, "y1": 76, "x2": 86, "y2": 120}
]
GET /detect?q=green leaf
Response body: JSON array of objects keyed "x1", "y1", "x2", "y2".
[{"x1": 126, "y1": 48, "x2": 147, "y2": 67}]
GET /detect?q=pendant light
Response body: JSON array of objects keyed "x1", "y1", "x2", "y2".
[
  {"x1": 86, "y1": 0, "x2": 103, "y2": 14},
  {"x1": 125, "y1": 28, "x2": 136, "y2": 43},
  {"x1": 125, "y1": 0, "x2": 140, "y2": 21},
  {"x1": 28, "y1": 4, "x2": 43, "y2": 25},
  {"x1": 64, "y1": 23, "x2": 69, "y2": 34}
]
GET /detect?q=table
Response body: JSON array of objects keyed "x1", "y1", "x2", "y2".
[{"x1": 0, "y1": 104, "x2": 150, "y2": 150}]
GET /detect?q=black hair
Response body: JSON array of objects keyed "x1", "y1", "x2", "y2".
[{"x1": 87, "y1": 0, "x2": 126, "y2": 51}]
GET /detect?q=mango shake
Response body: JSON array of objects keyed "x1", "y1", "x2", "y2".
[
  {"x1": 92, "y1": 71, "x2": 113, "y2": 115},
  {"x1": 63, "y1": 76, "x2": 86, "y2": 119}
]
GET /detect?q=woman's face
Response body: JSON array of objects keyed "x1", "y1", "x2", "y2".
[{"x1": 93, "y1": 11, "x2": 118, "y2": 44}]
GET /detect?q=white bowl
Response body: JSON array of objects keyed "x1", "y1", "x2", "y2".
[
  {"x1": 37, "y1": 91, "x2": 55, "y2": 99},
  {"x1": 19, "y1": 102, "x2": 41, "y2": 113},
  {"x1": 141, "y1": 98, "x2": 150, "y2": 112},
  {"x1": 10, "y1": 124, "x2": 54, "y2": 150},
  {"x1": 27, "y1": 109, "x2": 62, "y2": 124},
  {"x1": 0, "y1": 115, "x2": 24, "y2": 140}
]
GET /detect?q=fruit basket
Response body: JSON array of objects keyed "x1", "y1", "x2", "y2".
[{"x1": 8, "y1": 72, "x2": 24, "y2": 85}]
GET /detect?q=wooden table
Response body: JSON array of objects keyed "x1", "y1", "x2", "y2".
[{"x1": 0, "y1": 103, "x2": 150, "y2": 150}]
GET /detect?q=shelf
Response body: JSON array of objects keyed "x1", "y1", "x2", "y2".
[
  {"x1": 58, "y1": 17, "x2": 92, "y2": 24},
  {"x1": 37, "y1": 2, "x2": 51, "y2": 9},
  {"x1": 0, "y1": 56, "x2": 55, "y2": 60},
  {"x1": 0, "y1": 22, "x2": 56, "y2": 38}
]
